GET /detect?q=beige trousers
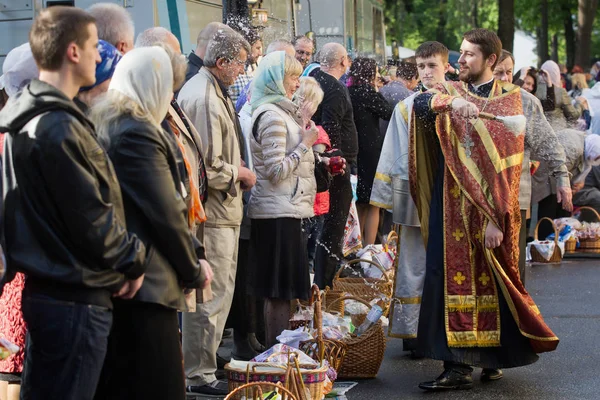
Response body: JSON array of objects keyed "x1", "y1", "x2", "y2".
[{"x1": 182, "y1": 225, "x2": 240, "y2": 386}]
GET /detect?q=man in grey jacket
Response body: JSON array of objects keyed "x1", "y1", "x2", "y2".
[
  {"x1": 178, "y1": 28, "x2": 256, "y2": 396},
  {"x1": 493, "y1": 50, "x2": 572, "y2": 284}
]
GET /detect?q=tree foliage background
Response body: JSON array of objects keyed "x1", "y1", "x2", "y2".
[{"x1": 384, "y1": 0, "x2": 600, "y2": 68}]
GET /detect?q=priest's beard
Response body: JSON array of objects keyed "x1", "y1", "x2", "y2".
[{"x1": 459, "y1": 60, "x2": 487, "y2": 84}]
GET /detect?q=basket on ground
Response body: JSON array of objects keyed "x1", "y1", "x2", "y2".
[
  {"x1": 325, "y1": 296, "x2": 386, "y2": 379},
  {"x1": 225, "y1": 381, "x2": 297, "y2": 400},
  {"x1": 225, "y1": 358, "x2": 328, "y2": 400},
  {"x1": 574, "y1": 206, "x2": 600, "y2": 253},
  {"x1": 530, "y1": 217, "x2": 563, "y2": 263}
]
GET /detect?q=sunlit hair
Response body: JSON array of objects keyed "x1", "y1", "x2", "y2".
[
  {"x1": 415, "y1": 41, "x2": 449, "y2": 63},
  {"x1": 204, "y1": 29, "x2": 250, "y2": 68},
  {"x1": 90, "y1": 91, "x2": 155, "y2": 149},
  {"x1": 135, "y1": 27, "x2": 171, "y2": 48},
  {"x1": 266, "y1": 39, "x2": 293, "y2": 54},
  {"x1": 293, "y1": 76, "x2": 324, "y2": 116},
  {"x1": 571, "y1": 73, "x2": 589, "y2": 90},
  {"x1": 463, "y1": 28, "x2": 502, "y2": 69},
  {"x1": 498, "y1": 49, "x2": 515, "y2": 66},
  {"x1": 87, "y1": 3, "x2": 134, "y2": 48},
  {"x1": 284, "y1": 54, "x2": 303, "y2": 78}
]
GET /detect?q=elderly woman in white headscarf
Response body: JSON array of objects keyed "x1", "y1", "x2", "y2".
[
  {"x1": 0, "y1": 43, "x2": 39, "y2": 111},
  {"x1": 532, "y1": 130, "x2": 600, "y2": 238},
  {"x1": 90, "y1": 46, "x2": 211, "y2": 400},
  {"x1": 540, "y1": 60, "x2": 586, "y2": 131}
]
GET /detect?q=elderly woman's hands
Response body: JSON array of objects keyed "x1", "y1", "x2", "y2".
[{"x1": 301, "y1": 120, "x2": 319, "y2": 148}]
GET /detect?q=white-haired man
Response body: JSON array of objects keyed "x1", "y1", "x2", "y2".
[
  {"x1": 178, "y1": 28, "x2": 256, "y2": 396},
  {"x1": 87, "y1": 2, "x2": 134, "y2": 54}
]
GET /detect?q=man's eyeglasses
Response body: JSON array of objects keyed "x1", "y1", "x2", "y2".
[
  {"x1": 227, "y1": 58, "x2": 247, "y2": 66},
  {"x1": 296, "y1": 50, "x2": 313, "y2": 57}
]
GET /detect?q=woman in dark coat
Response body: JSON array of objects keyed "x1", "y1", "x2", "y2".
[
  {"x1": 90, "y1": 46, "x2": 211, "y2": 400},
  {"x1": 348, "y1": 57, "x2": 394, "y2": 245}
]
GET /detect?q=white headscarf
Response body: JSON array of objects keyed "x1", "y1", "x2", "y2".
[
  {"x1": 0, "y1": 43, "x2": 39, "y2": 97},
  {"x1": 108, "y1": 46, "x2": 172, "y2": 126},
  {"x1": 575, "y1": 134, "x2": 600, "y2": 184},
  {"x1": 540, "y1": 60, "x2": 561, "y2": 90}
]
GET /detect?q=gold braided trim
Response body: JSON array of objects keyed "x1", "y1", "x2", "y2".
[
  {"x1": 485, "y1": 249, "x2": 560, "y2": 342},
  {"x1": 447, "y1": 330, "x2": 501, "y2": 347},
  {"x1": 477, "y1": 295, "x2": 499, "y2": 311},
  {"x1": 369, "y1": 200, "x2": 392, "y2": 210},
  {"x1": 397, "y1": 296, "x2": 422, "y2": 304},
  {"x1": 374, "y1": 172, "x2": 392, "y2": 183},
  {"x1": 447, "y1": 295, "x2": 476, "y2": 312},
  {"x1": 397, "y1": 101, "x2": 409, "y2": 123}
]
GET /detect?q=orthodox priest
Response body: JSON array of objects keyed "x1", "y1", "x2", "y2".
[{"x1": 410, "y1": 29, "x2": 559, "y2": 391}]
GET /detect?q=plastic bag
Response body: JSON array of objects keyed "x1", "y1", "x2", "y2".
[
  {"x1": 342, "y1": 200, "x2": 362, "y2": 256},
  {"x1": 252, "y1": 344, "x2": 317, "y2": 366},
  {"x1": 277, "y1": 328, "x2": 313, "y2": 349},
  {"x1": 0, "y1": 338, "x2": 19, "y2": 360}
]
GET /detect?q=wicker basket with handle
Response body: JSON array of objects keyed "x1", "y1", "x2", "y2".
[
  {"x1": 332, "y1": 259, "x2": 393, "y2": 309},
  {"x1": 225, "y1": 354, "x2": 328, "y2": 400},
  {"x1": 325, "y1": 296, "x2": 386, "y2": 379},
  {"x1": 299, "y1": 285, "x2": 347, "y2": 374},
  {"x1": 530, "y1": 217, "x2": 562, "y2": 263},
  {"x1": 225, "y1": 381, "x2": 297, "y2": 400},
  {"x1": 574, "y1": 206, "x2": 600, "y2": 253}
]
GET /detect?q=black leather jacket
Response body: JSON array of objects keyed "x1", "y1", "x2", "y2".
[
  {"x1": 103, "y1": 115, "x2": 205, "y2": 310},
  {"x1": 0, "y1": 80, "x2": 146, "y2": 308}
]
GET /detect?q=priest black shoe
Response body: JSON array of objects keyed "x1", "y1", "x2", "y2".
[
  {"x1": 418, "y1": 369, "x2": 473, "y2": 391},
  {"x1": 481, "y1": 368, "x2": 503, "y2": 382}
]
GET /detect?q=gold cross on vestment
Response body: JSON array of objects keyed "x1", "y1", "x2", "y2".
[
  {"x1": 452, "y1": 229, "x2": 465, "y2": 241},
  {"x1": 453, "y1": 272, "x2": 467, "y2": 285},
  {"x1": 479, "y1": 272, "x2": 491, "y2": 286},
  {"x1": 450, "y1": 185, "x2": 461, "y2": 199}
]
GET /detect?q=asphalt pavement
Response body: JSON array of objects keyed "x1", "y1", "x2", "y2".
[{"x1": 349, "y1": 258, "x2": 600, "y2": 400}]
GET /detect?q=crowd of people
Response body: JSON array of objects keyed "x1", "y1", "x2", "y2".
[{"x1": 1, "y1": 3, "x2": 600, "y2": 399}]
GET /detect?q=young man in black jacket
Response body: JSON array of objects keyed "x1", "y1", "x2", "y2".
[
  {"x1": 309, "y1": 42, "x2": 358, "y2": 288},
  {"x1": 0, "y1": 7, "x2": 146, "y2": 400}
]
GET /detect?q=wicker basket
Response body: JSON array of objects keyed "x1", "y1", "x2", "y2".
[
  {"x1": 333, "y1": 259, "x2": 393, "y2": 307},
  {"x1": 574, "y1": 206, "x2": 600, "y2": 253},
  {"x1": 530, "y1": 217, "x2": 562, "y2": 263},
  {"x1": 225, "y1": 381, "x2": 297, "y2": 400},
  {"x1": 299, "y1": 285, "x2": 347, "y2": 373},
  {"x1": 326, "y1": 296, "x2": 386, "y2": 379},
  {"x1": 322, "y1": 287, "x2": 345, "y2": 316},
  {"x1": 226, "y1": 358, "x2": 328, "y2": 400},
  {"x1": 565, "y1": 237, "x2": 577, "y2": 253}
]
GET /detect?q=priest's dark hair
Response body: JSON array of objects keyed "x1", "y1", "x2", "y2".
[
  {"x1": 463, "y1": 28, "x2": 502, "y2": 69},
  {"x1": 415, "y1": 41, "x2": 449, "y2": 63}
]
